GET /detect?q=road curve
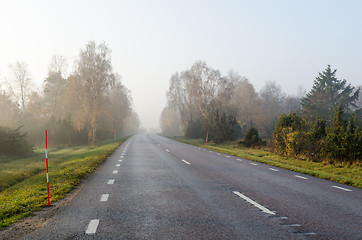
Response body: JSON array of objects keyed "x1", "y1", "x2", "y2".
[{"x1": 21, "y1": 134, "x2": 362, "y2": 239}]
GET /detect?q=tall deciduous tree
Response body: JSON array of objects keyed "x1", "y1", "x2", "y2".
[
  {"x1": 75, "y1": 41, "x2": 115, "y2": 145},
  {"x1": 7, "y1": 61, "x2": 32, "y2": 111},
  {"x1": 301, "y1": 65, "x2": 360, "y2": 123},
  {"x1": 258, "y1": 81, "x2": 286, "y2": 138},
  {"x1": 160, "y1": 105, "x2": 183, "y2": 136},
  {"x1": 233, "y1": 75, "x2": 259, "y2": 131}
]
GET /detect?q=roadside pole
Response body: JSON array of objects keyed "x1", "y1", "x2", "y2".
[
  {"x1": 114, "y1": 130, "x2": 116, "y2": 144},
  {"x1": 45, "y1": 130, "x2": 50, "y2": 206},
  {"x1": 206, "y1": 131, "x2": 209, "y2": 145}
]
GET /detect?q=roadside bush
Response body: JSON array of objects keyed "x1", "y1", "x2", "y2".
[
  {"x1": 241, "y1": 128, "x2": 264, "y2": 147},
  {"x1": 322, "y1": 106, "x2": 362, "y2": 161},
  {"x1": 0, "y1": 126, "x2": 33, "y2": 157},
  {"x1": 273, "y1": 113, "x2": 308, "y2": 156}
]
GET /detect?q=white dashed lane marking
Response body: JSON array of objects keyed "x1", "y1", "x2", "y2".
[
  {"x1": 107, "y1": 179, "x2": 114, "y2": 184},
  {"x1": 332, "y1": 185, "x2": 352, "y2": 192},
  {"x1": 100, "y1": 194, "x2": 109, "y2": 202},
  {"x1": 295, "y1": 175, "x2": 308, "y2": 180},
  {"x1": 181, "y1": 159, "x2": 191, "y2": 165},
  {"x1": 116, "y1": 164, "x2": 120, "y2": 167},
  {"x1": 112, "y1": 170, "x2": 118, "y2": 174},
  {"x1": 86, "y1": 219, "x2": 100, "y2": 234}
]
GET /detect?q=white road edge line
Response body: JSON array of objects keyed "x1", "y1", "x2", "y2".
[
  {"x1": 332, "y1": 185, "x2": 352, "y2": 192},
  {"x1": 250, "y1": 163, "x2": 258, "y2": 166},
  {"x1": 225, "y1": 155, "x2": 230, "y2": 158},
  {"x1": 86, "y1": 219, "x2": 100, "y2": 234},
  {"x1": 233, "y1": 191, "x2": 276, "y2": 215},
  {"x1": 236, "y1": 158, "x2": 243, "y2": 161},
  {"x1": 269, "y1": 168, "x2": 279, "y2": 171},
  {"x1": 107, "y1": 179, "x2": 114, "y2": 184},
  {"x1": 295, "y1": 175, "x2": 308, "y2": 180},
  {"x1": 100, "y1": 194, "x2": 109, "y2": 202},
  {"x1": 181, "y1": 159, "x2": 191, "y2": 165}
]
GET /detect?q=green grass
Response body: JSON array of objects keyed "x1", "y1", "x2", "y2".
[
  {"x1": 172, "y1": 137, "x2": 362, "y2": 189},
  {"x1": 0, "y1": 139, "x2": 126, "y2": 229}
]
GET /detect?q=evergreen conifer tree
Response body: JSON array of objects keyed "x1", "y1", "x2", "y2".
[{"x1": 301, "y1": 65, "x2": 360, "y2": 123}]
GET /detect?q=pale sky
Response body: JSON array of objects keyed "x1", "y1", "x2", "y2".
[{"x1": 0, "y1": 0, "x2": 361, "y2": 129}]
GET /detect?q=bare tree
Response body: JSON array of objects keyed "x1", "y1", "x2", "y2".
[
  {"x1": 232, "y1": 74, "x2": 259, "y2": 131},
  {"x1": 160, "y1": 105, "x2": 183, "y2": 136},
  {"x1": 48, "y1": 54, "x2": 68, "y2": 78},
  {"x1": 258, "y1": 81, "x2": 286, "y2": 138},
  {"x1": 74, "y1": 41, "x2": 115, "y2": 145},
  {"x1": 7, "y1": 61, "x2": 32, "y2": 111},
  {"x1": 109, "y1": 74, "x2": 132, "y2": 136}
]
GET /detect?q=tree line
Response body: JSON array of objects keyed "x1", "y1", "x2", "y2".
[
  {"x1": 161, "y1": 61, "x2": 302, "y2": 142},
  {"x1": 0, "y1": 41, "x2": 139, "y2": 156},
  {"x1": 160, "y1": 62, "x2": 361, "y2": 162}
]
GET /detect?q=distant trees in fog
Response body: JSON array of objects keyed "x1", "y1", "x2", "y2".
[
  {"x1": 160, "y1": 61, "x2": 361, "y2": 153},
  {"x1": 161, "y1": 61, "x2": 301, "y2": 141},
  {"x1": 0, "y1": 41, "x2": 139, "y2": 148}
]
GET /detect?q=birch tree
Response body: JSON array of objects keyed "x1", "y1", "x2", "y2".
[
  {"x1": 75, "y1": 41, "x2": 115, "y2": 145},
  {"x1": 7, "y1": 61, "x2": 32, "y2": 111}
]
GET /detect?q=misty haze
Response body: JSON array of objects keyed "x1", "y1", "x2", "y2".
[{"x1": 0, "y1": 1, "x2": 361, "y2": 239}]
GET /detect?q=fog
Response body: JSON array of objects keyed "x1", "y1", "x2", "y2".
[{"x1": 1, "y1": 0, "x2": 362, "y2": 136}]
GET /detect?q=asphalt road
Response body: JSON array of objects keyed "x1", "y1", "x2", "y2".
[{"x1": 22, "y1": 134, "x2": 362, "y2": 239}]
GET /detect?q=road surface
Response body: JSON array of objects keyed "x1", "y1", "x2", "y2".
[{"x1": 21, "y1": 134, "x2": 362, "y2": 239}]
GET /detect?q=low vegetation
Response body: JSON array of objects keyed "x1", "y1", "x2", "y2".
[
  {"x1": 0, "y1": 139, "x2": 125, "y2": 229},
  {"x1": 173, "y1": 137, "x2": 362, "y2": 189}
]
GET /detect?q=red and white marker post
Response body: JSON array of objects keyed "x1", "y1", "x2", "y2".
[{"x1": 45, "y1": 130, "x2": 50, "y2": 206}]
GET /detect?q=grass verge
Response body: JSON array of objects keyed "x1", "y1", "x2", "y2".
[
  {"x1": 0, "y1": 139, "x2": 126, "y2": 229},
  {"x1": 172, "y1": 137, "x2": 362, "y2": 189}
]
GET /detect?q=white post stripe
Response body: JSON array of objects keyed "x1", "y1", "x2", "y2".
[
  {"x1": 45, "y1": 149, "x2": 48, "y2": 158},
  {"x1": 86, "y1": 219, "x2": 100, "y2": 234},
  {"x1": 46, "y1": 173, "x2": 49, "y2": 182},
  {"x1": 233, "y1": 191, "x2": 276, "y2": 215}
]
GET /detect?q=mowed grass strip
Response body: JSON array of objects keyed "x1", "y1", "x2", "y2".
[
  {"x1": 0, "y1": 140, "x2": 125, "y2": 229},
  {"x1": 173, "y1": 138, "x2": 362, "y2": 189}
]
